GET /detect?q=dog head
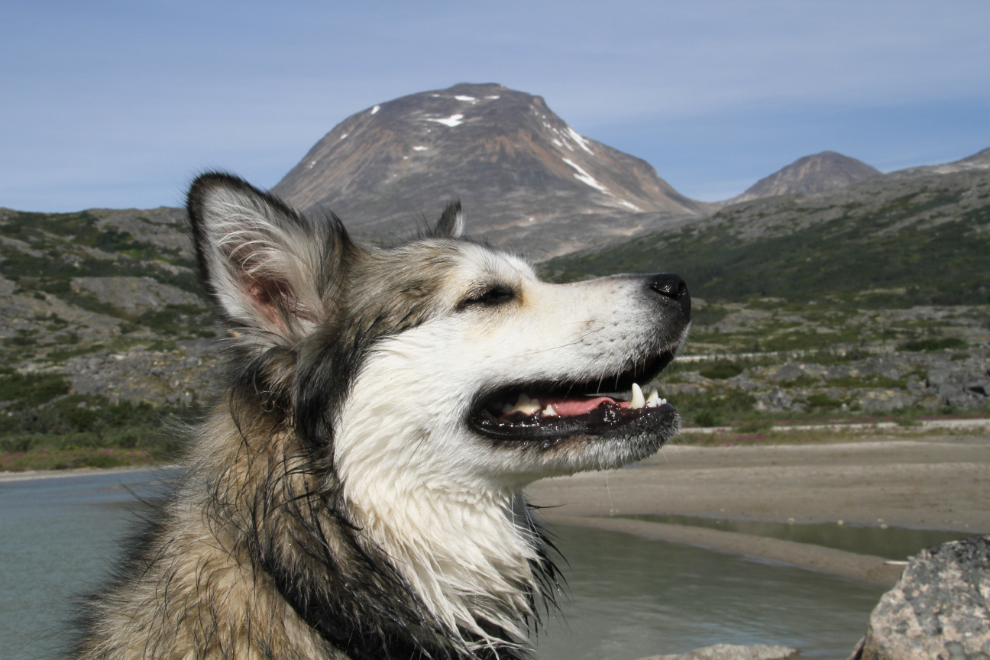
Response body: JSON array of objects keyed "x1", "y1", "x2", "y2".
[
  {"x1": 188, "y1": 172, "x2": 689, "y2": 491},
  {"x1": 188, "y1": 171, "x2": 690, "y2": 649}
]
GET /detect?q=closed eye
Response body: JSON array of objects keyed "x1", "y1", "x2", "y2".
[{"x1": 458, "y1": 285, "x2": 515, "y2": 309}]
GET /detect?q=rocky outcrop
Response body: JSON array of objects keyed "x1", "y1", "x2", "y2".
[
  {"x1": 71, "y1": 276, "x2": 204, "y2": 317},
  {"x1": 641, "y1": 643, "x2": 799, "y2": 660},
  {"x1": 851, "y1": 536, "x2": 990, "y2": 660},
  {"x1": 926, "y1": 362, "x2": 990, "y2": 409},
  {"x1": 664, "y1": 350, "x2": 990, "y2": 415},
  {"x1": 64, "y1": 339, "x2": 222, "y2": 406}
]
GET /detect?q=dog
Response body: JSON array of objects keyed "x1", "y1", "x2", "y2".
[{"x1": 73, "y1": 172, "x2": 690, "y2": 660}]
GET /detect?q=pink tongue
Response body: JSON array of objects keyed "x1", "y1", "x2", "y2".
[{"x1": 541, "y1": 395, "x2": 621, "y2": 417}]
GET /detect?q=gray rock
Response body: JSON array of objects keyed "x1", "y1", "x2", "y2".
[
  {"x1": 640, "y1": 643, "x2": 799, "y2": 660},
  {"x1": 767, "y1": 361, "x2": 824, "y2": 383},
  {"x1": 64, "y1": 342, "x2": 223, "y2": 405},
  {"x1": 853, "y1": 535, "x2": 990, "y2": 660},
  {"x1": 857, "y1": 390, "x2": 919, "y2": 413},
  {"x1": 756, "y1": 386, "x2": 794, "y2": 412}
]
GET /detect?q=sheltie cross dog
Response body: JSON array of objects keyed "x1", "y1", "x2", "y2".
[{"x1": 74, "y1": 173, "x2": 690, "y2": 660}]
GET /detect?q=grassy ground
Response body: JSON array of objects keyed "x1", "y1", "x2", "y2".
[
  {"x1": 0, "y1": 447, "x2": 157, "y2": 472},
  {"x1": 0, "y1": 370, "x2": 197, "y2": 471}
]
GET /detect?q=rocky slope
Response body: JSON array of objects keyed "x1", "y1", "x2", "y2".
[
  {"x1": 885, "y1": 146, "x2": 990, "y2": 180},
  {"x1": 544, "y1": 167, "x2": 990, "y2": 306},
  {"x1": 272, "y1": 83, "x2": 713, "y2": 259},
  {"x1": 0, "y1": 207, "x2": 220, "y2": 413},
  {"x1": 730, "y1": 151, "x2": 881, "y2": 203}
]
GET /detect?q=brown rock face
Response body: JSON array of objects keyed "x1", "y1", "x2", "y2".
[{"x1": 272, "y1": 83, "x2": 709, "y2": 259}]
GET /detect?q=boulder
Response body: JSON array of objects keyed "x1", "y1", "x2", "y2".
[
  {"x1": 640, "y1": 644, "x2": 799, "y2": 660},
  {"x1": 852, "y1": 535, "x2": 990, "y2": 660}
]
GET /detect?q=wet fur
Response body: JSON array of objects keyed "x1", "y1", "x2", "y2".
[{"x1": 73, "y1": 173, "x2": 685, "y2": 660}]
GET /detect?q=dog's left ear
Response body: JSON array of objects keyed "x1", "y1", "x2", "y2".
[
  {"x1": 187, "y1": 172, "x2": 340, "y2": 345},
  {"x1": 433, "y1": 200, "x2": 464, "y2": 238}
]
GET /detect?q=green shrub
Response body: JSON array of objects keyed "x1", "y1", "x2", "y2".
[
  {"x1": 0, "y1": 372, "x2": 71, "y2": 404},
  {"x1": 898, "y1": 337, "x2": 968, "y2": 352},
  {"x1": 805, "y1": 393, "x2": 844, "y2": 410},
  {"x1": 673, "y1": 388, "x2": 756, "y2": 426},
  {"x1": 779, "y1": 375, "x2": 820, "y2": 388},
  {"x1": 691, "y1": 306, "x2": 729, "y2": 326},
  {"x1": 733, "y1": 419, "x2": 773, "y2": 433},
  {"x1": 694, "y1": 410, "x2": 721, "y2": 427},
  {"x1": 698, "y1": 361, "x2": 744, "y2": 380}
]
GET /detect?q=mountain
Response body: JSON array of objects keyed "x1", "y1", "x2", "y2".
[
  {"x1": 730, "y1": 151, "x2": 881, "y2": 203},
  {"x1": 885, "y1": 147, "x2": 990, "y2": 180},
  {"x1": 542, "y1": 167, "x2": 990, "y2": 307},
  {"x1": 272, "y1": 83, "x2": 712, "y2": 260}
]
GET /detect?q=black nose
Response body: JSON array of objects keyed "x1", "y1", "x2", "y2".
[{"x1": 648, "y1": 273, "x2": 690, "y2": 320}]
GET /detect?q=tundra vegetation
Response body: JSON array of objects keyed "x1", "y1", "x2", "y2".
[{"x1": 1, "y1": 169, "x2": 988, "y2": 469}]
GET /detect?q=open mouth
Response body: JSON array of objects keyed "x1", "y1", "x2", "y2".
[{"x1": 470, "y1": 350, "x2": 678, "y2": 442}]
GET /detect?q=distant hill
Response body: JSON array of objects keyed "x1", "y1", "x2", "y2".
[
  {"x1": 885, "y1": 147, "x2": 990, "y2": 180},
  {"x1": 730, "y1": 151, "x2": 881, "y2": 203},
  {"x1": 542, "y1": 167, "x2": 990, "y2": 306},
  {"x1": 272, "y1": 83, "x2": 713, "y2": 259}
]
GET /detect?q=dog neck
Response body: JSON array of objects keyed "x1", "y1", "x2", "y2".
[{"x1": 335, "y1": 403, "x2": 546, "y2": 653}]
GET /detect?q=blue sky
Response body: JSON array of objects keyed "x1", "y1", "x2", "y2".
[{"x1": 3, "y1": 0, "x2": 989, "y2": 212}]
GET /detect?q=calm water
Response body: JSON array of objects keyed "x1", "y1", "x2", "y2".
[
  {"x1": 536, "y1": 525, "x2": 883, "y2": 660},
  {"x1": 622, "y1": 513, "x2": 973, "y2": 561},
  {"x1": 1, "y1": 470, "x2": 883, "y2": 660},
  {"x1": 0, "y1": 469, "x2": 172, "y2": 660}
]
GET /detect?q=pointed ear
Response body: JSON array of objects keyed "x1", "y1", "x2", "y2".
[
  {"x1": 187, "y1": 172, "x2": 342, "y2": 345},
  {"x1": 432, "y1": 200, "x2": 464, "y2": 238}
]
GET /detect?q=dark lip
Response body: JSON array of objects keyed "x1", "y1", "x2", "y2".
[
  {"x1": 468, "y1": 349, "x2": 678, "y2": 442},
  {"x1": 472, "y1": 401, "x2": 677, "y2": 443}
]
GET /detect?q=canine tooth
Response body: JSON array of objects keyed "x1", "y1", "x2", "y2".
[
  {"x1": 629, "y1": 383, "x2": 645, "y2": 409},
  {"x1": 542, "y1": 404, "x2": 558, "y2": 417},
  {"x1": 645, "y1": 386, "x2": 660, "y2": 407}
]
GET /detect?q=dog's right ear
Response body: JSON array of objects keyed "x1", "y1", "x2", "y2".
[{"x1": 187, "y1": 172, "x2": 340, "y2": 345}]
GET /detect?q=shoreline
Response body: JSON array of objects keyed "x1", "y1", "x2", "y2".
[
  {"x1": 0, "y1": 463, "x2": 166, "y2": 483},
  {"x1": 526, "y1": 431, "x2": 990, "y2": 583},
  {"x1": 540, "y1": 514, "x2": 906, "y2": 586}
]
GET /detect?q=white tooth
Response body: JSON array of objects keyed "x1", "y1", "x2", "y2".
[
  {"x1": 502, "y1": 403, "x2": 514, "y2": 414},
  {"x1": 629, "y1": 383, "x2": 645, "y2": 409},
  {"x1": 646, "y1": 387, "x2": 660, "y2": 407},
  {"x1": 511, "y1": 393, "x2": 540, "y2": 415},
  {"x1": 542, "y1": 404, "x2": 558, "y2": 417}
]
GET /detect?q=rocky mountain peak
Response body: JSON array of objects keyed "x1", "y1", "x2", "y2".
[
  {"x1": 272, "y1": 83, "x2": 709, "y2": 259},
  {"x1": 731, "y1": 151, "x2": 881, "y2": 203}
]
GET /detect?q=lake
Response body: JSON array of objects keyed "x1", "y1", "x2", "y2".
[{"x1": 0, "y1": 469, "x2": 883, "y2": 659}]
